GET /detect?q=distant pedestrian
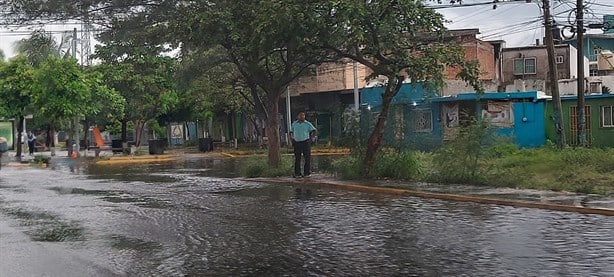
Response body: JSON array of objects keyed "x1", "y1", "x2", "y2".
[
  {"x1": 0, "y1": 136, "x2": 7, "y2": 170},
  {"x1": 27, "y1": 131, "x2": 36, "y2": 156},
  {"x1": 290, "y1": 111, "x2": 317, "y2": 178}
]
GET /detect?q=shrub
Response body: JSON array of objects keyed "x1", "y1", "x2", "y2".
[
  {"x1": 431, "y1": 119, "x2": 498, "y2": 184},
  {"x1": 331, "y1": 155, "x2": 362, "y2": 180},
  {"x1": 242, "y1": 156, "x2": 293, "y2": 178},
  {"x1": 372, "y1": 150, "x2": 423, "y2": 180},
  {"x1": 31, "y1": 155, "x2": 51, "y2": 165}
]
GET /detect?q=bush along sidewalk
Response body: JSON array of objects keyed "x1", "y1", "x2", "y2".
[{"x1": 328, "y1": 120, "x2": 614, "y2": 196}]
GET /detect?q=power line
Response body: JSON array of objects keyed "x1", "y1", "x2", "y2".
[{"x1": 430, "y1": 0, "x2": 534, "y2": 10}]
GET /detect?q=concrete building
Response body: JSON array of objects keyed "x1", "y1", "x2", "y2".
[{"x1": 501, "y1": 44, "x2": 589, "y2": 94}]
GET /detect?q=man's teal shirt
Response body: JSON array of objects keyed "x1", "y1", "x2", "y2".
[{"x1": 291, "y1": 120, "x2": 316, "y2": 142}]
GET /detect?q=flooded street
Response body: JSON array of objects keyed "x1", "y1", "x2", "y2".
[{"x1": 1, "y1": 158, "x2": 613, "y2": 276}]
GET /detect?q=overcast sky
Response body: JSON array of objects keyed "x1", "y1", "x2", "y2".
[{"x1": 1, "y1": 0, "x2": 613, "y2": 60}]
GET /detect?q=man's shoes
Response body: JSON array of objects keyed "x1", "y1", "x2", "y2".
[{"x1": 293, "y1": 174, "x2": 303, "y2": 178}]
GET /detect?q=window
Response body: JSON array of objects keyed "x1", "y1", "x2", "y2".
[
  {"x1": 513, "y1": 59, "x2": 524, "y2": 75},
  {"x1": 589, "y1": 82, "x2": 601, "y2": 94},
  {"x1": 513, "y1": 57, "x2": 537, "y2": 75},
  {"x1": 556, "y1": 55, "x2": 564, "y2": 64},
  {"x1": 413, "y1": 109, "x2": 432, "y2": 132},
  {"x1": 602, "y1": 105, "x2": 614, "y2": 127},
  {"x1": 524, "y1": 58, "x2": 536, "y2": 74},
  {"x1": 570, "y1": 106, "x2": 592, "y2": 145}
]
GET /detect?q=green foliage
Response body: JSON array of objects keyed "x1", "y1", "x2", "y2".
[
  {"x1": 242, "y1": 156, "x2": 293, "y2": 178},
  {"x1": 373, "y1": 150, "x2": 423, "y2": 180},
  {"x1": 31, "y1": 155, "x2": 51, "y2": 165},
  {"x1": 308, "y1": 0, "x2": 483, "y2": 175},
  {"x1": 150, "y1": 121, "x2": 167, "y2": 139},
  {"x1": 93, "y1": 45, "x2": 179, "y2": 144},
  {"x1": 331, "y1": 155, "x2": 363, "y2": 180},
  {"x1": 0, "y1": 55, "x2": 35, "y2": 119},
  {"x1": 14, "y1": 29, "x2": 66, "y2": 66},
  {"x1": 431, "y1": 119, "x2": 499, "y2": 184},
  {"x1": 331, "y1": 149, "x2": 424, "y2": 180},
  {"x1": 337, "y1": 109, "x2": 363, "y2": 148},
  {"x1": 31, "y1": 56, "x2": 93, "y2": 121},
  {"x1": 83, "y1": 67, "x2": 126, "y2": 128}
]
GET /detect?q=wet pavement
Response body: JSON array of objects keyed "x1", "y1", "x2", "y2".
[{"x1": 0, "y1": 154, "x2": 613, "y2": 276}]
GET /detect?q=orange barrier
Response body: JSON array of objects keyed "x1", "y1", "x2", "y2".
[{"x1": 93, "y1": 127, "x2": 105, "y2": 148}]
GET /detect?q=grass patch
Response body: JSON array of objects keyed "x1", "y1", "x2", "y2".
[
  {"x1": 330, "y1": 149, "x2": 425, "y2": 180},
  {"x1": 329, "y1": 119, "x2": 614, "y2": 196},
  {"x1": 331, "y1": 155, "x2": 362, "y2": 180},
  {"x1": 439, "y1": 146, "x2": 614, "y2": 195},
  {"x1": 241, "y1": 156, "x2": 293, "y2": 178},
  {"x1": 31, "y1": 155, "x2": 51, "y2": 166}
]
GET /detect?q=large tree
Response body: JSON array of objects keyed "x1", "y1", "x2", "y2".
[
  {"x1": 0, "y1": 56, "x2": 35, "y2": 159},
  {"x1": 30, "y1": 55, "x2": 102, "y2": 154},
  {"x1": 175, "y1": 46, "x2": 257, "y2": 136},
  {"x1": 2, "y1": 0, "x2": 481, "y2": 171},
  {"x1": 311, "y1": 0, "x2": 482, "y2": 176},
  {"x1": 93, "y1": 41, "x2": 179, "y2": 146},
  {"x1": 172, "y1": 1, "x2": 338, "y2": 166}
]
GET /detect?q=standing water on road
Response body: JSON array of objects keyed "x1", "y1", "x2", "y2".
[{"x1": 1, "y1": 157, "x2": 613, "y2": 276}]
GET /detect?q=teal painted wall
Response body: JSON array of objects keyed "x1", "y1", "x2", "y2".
[{"x1": 568, "y1": 36, "x2": 614, "y2": 62}]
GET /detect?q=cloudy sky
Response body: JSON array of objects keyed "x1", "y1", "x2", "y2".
[
  {"x1": 1, "y1": 0, "x2": 613, "y2": 60},
  {"x1": 437, "y1": 0, "x2": 614, "y2": 45}
]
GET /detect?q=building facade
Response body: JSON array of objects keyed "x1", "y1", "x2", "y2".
[{"x1": 501, "y1": 44, "x2": 589, "y2": 94}]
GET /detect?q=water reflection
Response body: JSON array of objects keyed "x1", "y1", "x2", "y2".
[{"x1": 0, "y1": 159, "x2": 612, "y2": 276}]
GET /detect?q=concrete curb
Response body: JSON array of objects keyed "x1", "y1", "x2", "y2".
[
  {"x1": 248, "y1": 177, "x2": 614, "y2": 216},
  {"x1": 95, "y1": 155, "x2": 178, "y2": 165}
]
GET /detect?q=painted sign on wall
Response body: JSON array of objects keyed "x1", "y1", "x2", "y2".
[{"x1": 482, "y1": 101, "x2": 514, "y2": 128}]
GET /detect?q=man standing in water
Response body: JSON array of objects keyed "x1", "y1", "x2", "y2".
[{"x1": 290, "y1": 111, "x2": 317, "y2": 178}]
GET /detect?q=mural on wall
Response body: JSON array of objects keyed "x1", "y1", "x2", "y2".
[
  {"x1": 443, "y1": 103, "x2": 459, "y2": 128},
  {"x1": 443, "y1": 103, "x2": 459, "y2": 140},
  {"x1": 482, "y1": 101, "x2": 514, "y2": 128},
  {"x1": 171, "y1": 124, "x2": 184, "y2": 139}
]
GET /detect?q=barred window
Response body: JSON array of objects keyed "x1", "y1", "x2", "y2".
[
  {"x1": 413, "y1": 109, "x2": 433, "y2": 132},
  {"x1": 602, "y1": 106, "x2": 614, "y2": 127}
]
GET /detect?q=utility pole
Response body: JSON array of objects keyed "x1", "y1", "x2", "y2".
[
  {"x1": 576, "y1": 0, "x2": 586, "y2": 146},
  {"x1": 543, "y1": 0, "x2": 565, "y2": 148},
  {"x1": 72, "y1": 27, "x2": 81, "y2": 157},
  {"x1": 353, "y1": 61, "x2": 359, "y2": 112}
]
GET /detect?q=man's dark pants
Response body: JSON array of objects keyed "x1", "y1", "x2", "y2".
[
  {"x1": 28, "y1": 141, "x2": 35, "y2": 155},
  {"x1": 293, "y1": 140, "x2": 311, "y2": 176}
]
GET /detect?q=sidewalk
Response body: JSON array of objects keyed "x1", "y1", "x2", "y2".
[{"x1": 246, "y1": 174, "x2": 614, "y2": 216}]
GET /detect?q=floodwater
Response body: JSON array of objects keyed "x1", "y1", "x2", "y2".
[{"x1": 0, "y1": 157, "x2": 613, "y2": 276}]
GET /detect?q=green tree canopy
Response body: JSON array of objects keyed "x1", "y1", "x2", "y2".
[
  {"x1": 0, "y1": 55, "x2": 36, "y2": 157},
  {"x1": 309, "y1": 0, "x2": 482, "y2": 176},
  {"x1": 94, "y1": 42, "x2": 178, "y2": 145}
]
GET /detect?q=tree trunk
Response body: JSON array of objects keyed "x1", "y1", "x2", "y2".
[
  {"x1": 46, "y1": 125, "x2": 51, "y2": 148},
  {"x1": 361, "y1": 77, "x2": 403, "y2": 177},
  {"x1": 121, "y1": 118, "x2": 128, "y2": 143},
  {"x1": 15, "y1": 116, "x2": 24, "y2": 160},
  {"x1": 49, "y1": 124, "x2": 56, "y2": 156},
  {"x1": 265, "y1": 95, "x2": 282, "y2": 167},
  {"x1": 83, "y1": 120, "x2": 90, "y2": 149},
  {"x1": 134, "y1": 120, "x2": 147, "y2": 148}
]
